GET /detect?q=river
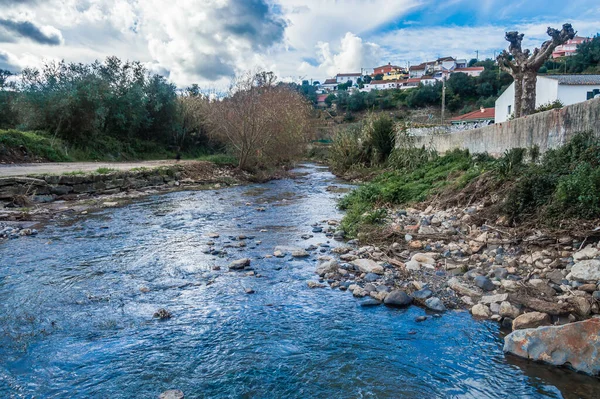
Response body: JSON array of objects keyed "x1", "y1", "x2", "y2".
[{"x1": 1, "y1": 163, "x2": 599, "y2": 398}]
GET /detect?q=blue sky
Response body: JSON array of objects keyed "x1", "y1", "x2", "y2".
[{"x1": 0, "y1": 0, "x2": 598, "y2": 87}]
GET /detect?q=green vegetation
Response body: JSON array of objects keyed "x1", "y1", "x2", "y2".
[
  {"x1": 95, "y1": 167, "x2": 117, "y2": 174},
  {"x1": 338, "y1": 149, "x2": 482, "y2": 237},
  {"x1": 196, "y1": 154, "x2": 238, "y2": 166},
  {"x1": 0, "y1": 130, "x2": 70, "y2": 162},
  {"x1": 334, "y1": 129, "x2": 600, "y2": 237},
  {"x1": 543, "y1": 34, "x2": 600, "y2": 74}
]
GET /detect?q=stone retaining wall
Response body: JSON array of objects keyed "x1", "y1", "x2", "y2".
[
  {"x1": 0, "y1": 167, "x2": 182, "y2": 203},
  {"x1": 411, "y1": 97, "x2": 600, "y2": 156}
]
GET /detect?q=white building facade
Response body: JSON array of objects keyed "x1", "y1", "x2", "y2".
[{"x1": 495, "y1": 75, "x2": 600, "y2": 123}]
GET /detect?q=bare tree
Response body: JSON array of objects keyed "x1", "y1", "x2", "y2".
[
  {"x1": 497, "y1": 24, "x2": 575, "y2": 118},
  {"x1": 207, "y1": 71, "x2": 312, "y2": 170}
]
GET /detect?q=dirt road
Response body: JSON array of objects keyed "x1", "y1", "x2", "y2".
[{"x1": 0, "y1": 160, "x2": 189, "y2": 177}]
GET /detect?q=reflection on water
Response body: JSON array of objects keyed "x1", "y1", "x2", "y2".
[{"x1": 1, "y1": 164, "x2": 599, "y2": 398}]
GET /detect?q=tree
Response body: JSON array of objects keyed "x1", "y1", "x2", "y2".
[
  {"x1": 374, "y1": 74, "x2": 383, "y2": 81},
  {"x1": 497, "y1": 24, "x2": 576, "y2": 118},
  {"x1": 325, "y1": 94, "x2": 335, "y2": 107},
  {"x1": 447, "y1": 72, "x2": 477, "y2": 98},
  {"x1": 568, "y1": 35, "x2": 600, "y2": 73},
  {"x1": 468, "y1": 58, "x2": 478, "y2": 67},
  {"x1": 207, "y1": 71, "x2": 312, "y2": 170}
]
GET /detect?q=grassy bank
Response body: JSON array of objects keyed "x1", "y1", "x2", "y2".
[
  {"x1": 337, "y1": 131, "x2": 600, "y2": 238},
  {"x1": 0, "y1": 129, "x2": 234, "y2": 164}
]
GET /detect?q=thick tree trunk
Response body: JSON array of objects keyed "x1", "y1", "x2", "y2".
[
  {"x1": 513, "y1": 72, "x2": 524, "y2": 119},
  {"x1": 521, "y1": 71, "x2": 538, "y2": 117}
]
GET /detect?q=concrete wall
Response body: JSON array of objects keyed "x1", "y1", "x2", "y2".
[{"x1": 413, "y1": 97, "x2": 600, "y2": 156}]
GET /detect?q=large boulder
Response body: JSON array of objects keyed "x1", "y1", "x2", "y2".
[
  {"x1": 512, "y1": 312, "x2": 551, "y2": 330},
  {"x1": 471, "y1": 304, "x2": 492, "y2": 318},
  {"x1": 568, "y1": 259, "x2": 600, "y2": 282},
  {"x1": 384, "y1": 290, "x2": 413, "y2": 307},
  {"x1": 229, "y1": 258, "x2": 251, "y2": 270},
  {"x1": 504, "y1": 319, "x2": 600, "y2": 375},
  {"x1": 315, "y1": 260, "x2": 339, "y2": 276},
  {"x1": 351, "y1": 259, "x2": 384, "y2": 275}
]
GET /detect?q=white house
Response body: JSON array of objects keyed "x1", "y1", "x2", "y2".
[
  {"x1": 495, "y1": 75, "x2": 600, "y2": 123},
  {"x1": 336, "y1": 73, "x2": 362, "y2": 85},
  {"x1": 453, "y1": 67, "x2": 485, "y2": 77},
  {"x1": 321, "y1": 78, "x2": 338, "y2": 91},
  {"x1": 361, "y1": 80, "x2": 400, "y2": 92}
]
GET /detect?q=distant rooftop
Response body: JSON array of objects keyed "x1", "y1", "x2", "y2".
[
  {"x1": 449, "y1": 107, "x2": 495, "y2": 122},
  {"x1": 336, "y1": 73, "x2": 362, "y2": 77},
  {"x1": 541, "y1": 75, "x2": 600, "y2": 85}
]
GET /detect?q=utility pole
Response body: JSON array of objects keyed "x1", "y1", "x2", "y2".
[
  {"x1": 475, "y1": 50, "x2": 479, "y2": 61},
  {"x1": 441, "y1": 76, "x2": 446, "y2": 124}
]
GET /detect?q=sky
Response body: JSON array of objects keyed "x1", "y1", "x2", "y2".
[{"x1": 0, "y1": 0, "x2": 598, "y2": 88}]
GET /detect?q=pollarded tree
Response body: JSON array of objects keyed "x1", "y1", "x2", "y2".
[{"x1": 497, "y1": 24, "x2": 576, "y2": 118}]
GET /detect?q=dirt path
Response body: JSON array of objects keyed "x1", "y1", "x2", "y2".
[{"x1": 0, "y1": 160, "x2": 192, "y2": 177}]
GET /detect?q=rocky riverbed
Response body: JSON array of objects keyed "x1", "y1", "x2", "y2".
[
  {"x1": 2, "y1": 163, "x2": 600, "y2": 398},
  {"x1": 307, "y1": 202, "x2": 600, "y2": 375}
]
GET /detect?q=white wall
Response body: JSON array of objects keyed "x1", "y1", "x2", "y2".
[
  {"x1": 495, "y1": 84, "x2": 515, "y2": 123},
  {"x1": 336, "y1": 75, "x2": 360, "y2": 84},
  {"x1": 558, "y1": 84, "x2": 600, "y2": 106},
  {"x1": 496, "y1": 76, "x2": 600, "y2": 123},
  {"x1": 535, "y1": 77, "x2": 559, "y2": 107}
]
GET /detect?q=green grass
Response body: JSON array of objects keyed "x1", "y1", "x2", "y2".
[
  {"x1": 62, "y1": 170, "x2": 86, "y2": 176},
  {"x1": 95, "y1": 167, "x2": 117, "y2": 174},
  {"x1": 197, "y1": 154, "x2": 238, "y2": 166},
  {"x1": 338, "y1": 131, "x2": 600, "y2": 237},
  {"x1": 0, "y1": 130, "x2": 71, "y2": 162},
  {"x1": 339, "y1": 149, "x2": 482, "y2": 237}
]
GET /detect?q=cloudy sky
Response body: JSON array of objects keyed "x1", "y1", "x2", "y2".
[{"x1": 0, "y1": 0, "x2": 598, "y2": 87}]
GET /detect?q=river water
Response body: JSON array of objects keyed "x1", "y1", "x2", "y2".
[{"x1": 1, "y1": 163, "x2": 599, "y2": 398}]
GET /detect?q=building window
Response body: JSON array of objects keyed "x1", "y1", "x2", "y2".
[{"x1": 508, "y1": 105, "x2": 512, "y2": 115}]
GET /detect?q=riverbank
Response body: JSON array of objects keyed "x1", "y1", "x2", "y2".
[
  {"x1": 320, "y1": 136, "x2": 600, "y2": 375},
  {"x1": 0, "y1": 161, "x2": 266, "y2": 232}
]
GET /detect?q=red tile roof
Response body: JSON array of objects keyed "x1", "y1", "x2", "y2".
[
  {"x1": 404, "y1": 78, "x2": 422, "y2": 84},
  {"x1": 317, "y1": 94, "x2": 329, "y2": 102},
  {"x1": 323, "y1": 78, "x2": 337, "y2": 85},
  {"x1": 449, "y1": 108, "x2": 495, "y2": 122},
  {"x1": 409, "y1": 62, "x2": 428, "y2": 71}
]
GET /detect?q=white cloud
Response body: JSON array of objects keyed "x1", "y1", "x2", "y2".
[{"x1": 317, "y1": 32, "x2": 380, "y2": 76}]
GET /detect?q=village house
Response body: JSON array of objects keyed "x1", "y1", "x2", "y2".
[
  {"x1": 453, "y1": 66, "x2": 485, "y2": 77},
  {"x1": 495, "y1": 74, "x2": 600, "y2": 123},
  {"x1": 373, "y1": 63, "x2": 400, "y2": 75},
  {"x1": 361, "y1": 80, "x2": 401, "y2": 92},
  {"x1": 552, "y1": 36, "x2": 590, "y2": 58},
  {"x1": 336, "y1": 73, "x2": 362, "y2": 85},
  {"x1": 449, "y1": 107, "x2": 495, "y2": 126},
  {"x1": 321, "y1": 78, "x2": 338, "y2": 91}
]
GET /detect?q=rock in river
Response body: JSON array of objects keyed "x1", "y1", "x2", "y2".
[
  {"x1": 512, "y1": 312, "x2": 551, "y2": 330},
  {"x1": 384, "y1": 290, "x2": 413, "y2": 307},
  {"x1": 229, "y1": 258, "x2": 251, "y2": 270},
  {"x1": 292, "y1": 249, "x2": 310, "y2": 258},
  {"x1": 315, "y1": 260, "x2": 338, "y2": 276},
  {"x1": 351, "y1": 259, "x2": 384, "y2": 275},
  {"x1": 159, "y1": 390, "x2": 184, "y2": 399},
  {"x1": 425, "y1": 297, "x2": 446, "y2": 312},
  {"x1": 504, "y1": 318, "x2": 600, "y2": 375}
]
